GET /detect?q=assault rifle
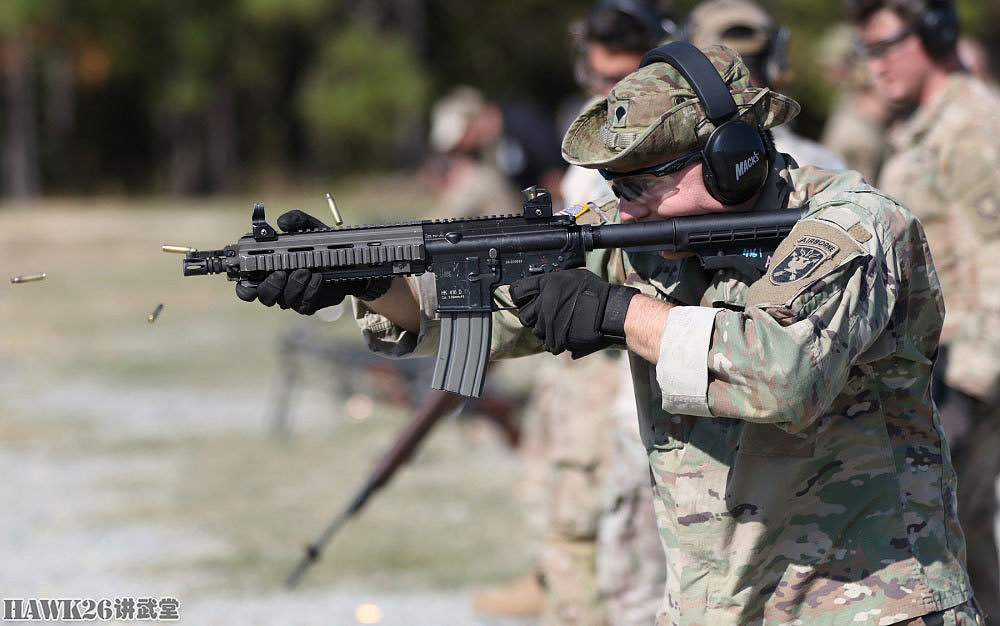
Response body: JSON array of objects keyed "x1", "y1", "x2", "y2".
[{"x1": 183, "y1": 188, "x2": 803, "y2": 397}]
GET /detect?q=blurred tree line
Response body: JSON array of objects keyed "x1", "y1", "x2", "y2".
[{"x1": 0, "y1": 0, "x2": 995, "y2": 197}]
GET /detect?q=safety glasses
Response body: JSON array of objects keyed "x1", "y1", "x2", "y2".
[
  {"x1": 858, "y1": 27, "x2": 915, "y2": 59},
  {"x1": 598, "y1": 151, "x2": 702, "y2": 201}
]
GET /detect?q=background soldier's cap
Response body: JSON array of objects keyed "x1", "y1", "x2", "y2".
[
  {"x1": 429, "y1": 86, "x2": 485, "y2": 153},
  {"x1": 561, "y1": 44, "x2": 799, "y2": 170},
  {"x1": 686, "y1": 0, "x2": 774, "y2": 56},
  {"x1": 816, "y1": 23, "x2": 857, "y2": 68}
]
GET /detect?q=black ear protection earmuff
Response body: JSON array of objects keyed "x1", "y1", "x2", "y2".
[
  {"x1": 916, "y1": 0, "x2": 959, "y2": 59},
  {"x1": 639, "y1": 41, "x2": 771, "y2": 205},
  {"x1": 595, "y1": 0, "x2": 679, "y2": 47}
]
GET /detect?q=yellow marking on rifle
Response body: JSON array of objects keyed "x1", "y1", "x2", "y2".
[
  {"x1": 10, "y1": 273, "x2": 46, "y2": 284},
  {"x1": 148, "y1": 303, "x2": 164, "y2": 323},
  {"x1": 162, "y1": 245, "x2": 196, "y2": 254},
  {"x1": 326, "y1": 193, "x2": 343, "y2": 226}
]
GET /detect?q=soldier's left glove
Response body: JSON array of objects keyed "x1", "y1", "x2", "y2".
[
  {"x1": 234, "y1": 210, "x2": 390, "y2": 315},
  {"x1": 510, "y1": 268, "x2": 638, "y2": 358}
]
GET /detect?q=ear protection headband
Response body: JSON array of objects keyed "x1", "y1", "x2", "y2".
[
  {"x1": 595, "y1": 0, "x2": 677, "y2": 46},
  {"x1": 639, "y1": 41, "x2": 771, "y2": 205},
  {"x1": 916, "y1": 0, "x2": 959, "y2": 59}
]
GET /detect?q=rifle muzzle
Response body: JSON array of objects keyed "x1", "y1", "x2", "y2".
[{"x1": 183, "y1": 249, "x2": 230, "y2": 276}]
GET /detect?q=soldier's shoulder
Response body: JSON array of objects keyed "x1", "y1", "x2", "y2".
[
  {"x1": 791, "y1": 167, "x2": 912, "y2": 248},
  {"x1": 936, "y1": 75, "x2": 1000, "y2": 135}
]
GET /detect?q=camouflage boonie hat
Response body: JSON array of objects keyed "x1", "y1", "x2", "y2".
[{"x1": 561, "y1": 45, "x2": 800, "y2": 170}]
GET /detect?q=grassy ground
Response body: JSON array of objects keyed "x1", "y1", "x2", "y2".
[{"x1": 0, "y1": 177, "x2": 536, "y2": 616}]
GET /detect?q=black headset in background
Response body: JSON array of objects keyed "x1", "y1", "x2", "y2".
[
  {"x1": 638, "y1": 41, "x2": 771, "y2": 205},
  {"x1": 594, "y1": 0, "x2": 679, "y2": 46},
  {"x1": 917, "y1": 0, "x2": 959, "y2": 59}
]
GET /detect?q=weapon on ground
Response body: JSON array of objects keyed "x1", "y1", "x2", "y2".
[
  {"x1": 284, "y1": 388, "x2": 466, "y2": 588},
  {"x1": 183, "y1": 187, "x2": 803, "y2": 397}
]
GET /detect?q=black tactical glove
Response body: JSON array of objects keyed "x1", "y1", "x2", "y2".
[
  {"x1": 510, "y1": 269, "x2": 638, "y2": 358},
  {"x1": 235, "y1": 210, "x2": 391, "y2": 315}
]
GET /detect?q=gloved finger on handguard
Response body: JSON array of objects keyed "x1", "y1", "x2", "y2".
[
  {"x1": 235, "y1": 281, "x2": 259, "y2": 302},
  {"x1": 256, "y1": 271, "x2": 288, "y2": 307},
  {"x1": 277, "y1": 210, "x2": 328, "y2": 233},
  {"x1": 294, "y1": 272, "x2": 323, "y2": 315},
  {"x1": 282, "y1": 268, "x2": 312, "y2": 311},
  {"x1": 307, "y1": 274, "x2": 349, "y2": 313}
]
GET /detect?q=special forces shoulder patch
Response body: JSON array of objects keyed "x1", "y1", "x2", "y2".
[{"x1": 769, "y1": 236, "x2": 839, "y2": 285}]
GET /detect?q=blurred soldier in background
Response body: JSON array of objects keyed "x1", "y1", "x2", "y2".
[
  {"x1": 851, "y1": 0, "x2": 1000, "y2": 617},
  {"x1": 562, "y1": 0, "x2": 677, "y2": 205},
  {"x1": 817, "y1": 23, "x2": 894, "y2": 182},
  {"x1": 547, "y1": 3, "x2": 673, "y2": 625},
  {"x1": 423, "y1": 87, "x2": 522, "y2": 218},
  {"x1": 685, "y1": 0, "x2": 848, "y2": 171},
  {"x1": 956, "y1": 36, "x2": 994, "y2": 84},
  {"x1": 473, "y1": 2, "x2": 672, "y2": 624},
  {"x1": 428, "y1": 85, "x2": 565, "y2": 209}
]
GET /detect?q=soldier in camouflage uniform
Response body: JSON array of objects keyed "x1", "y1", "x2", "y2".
[
  {"x1": 540, "y1": 3, "x2": 671, "y2": 624},
  {"x1": 851, "y1": 0, "x2": 1000, "y2": 618},
  {"x1": 336, "y1": 44, "x2": 979, "y2": 624},
  {"x1": 237, "y1": 44, "x2": 979, "y2": 624},
  {"x1": 817, "y1": 23, "x2": 893, "y2": 183}
]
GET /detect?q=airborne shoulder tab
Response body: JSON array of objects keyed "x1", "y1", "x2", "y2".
[
  {"x1": 746, "y1": 217, "x2": 867, "y2": 308},
  {"x1": 813, "y1": 205, "x2": 873, "y2": 243}
]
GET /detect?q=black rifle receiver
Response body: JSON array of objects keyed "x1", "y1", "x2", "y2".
[{"x1": 183, "y1": 188, "x2": 803, "y2": 397}]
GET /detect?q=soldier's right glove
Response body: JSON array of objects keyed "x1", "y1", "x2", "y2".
[
  {"x1": 235, "y1": 210, "x2": 391, "y2": 315},
  {"x1": 510, "y1": 268, "x2": 637, "y2": 358}
]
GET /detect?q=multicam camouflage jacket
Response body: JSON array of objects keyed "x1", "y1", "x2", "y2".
[
  {"x1": 354, "y1": 158, "x2": 970, "y2": 624},
  {"x1": 879, "y1": 73, "x2": 1000, "y2": 401}
]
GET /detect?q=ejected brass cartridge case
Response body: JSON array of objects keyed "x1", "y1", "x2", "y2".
[
  {"x1": 162, "y1": 245, "x2": 196, "y2": 254},
  {"x1": 326, "y1": 193, "x2": 343, "y2": 226},
  {"x1": 147, "y1": 303, "x2": 164, "y2": 323},
  {"x1": 10, "y1": 273, "x2": 46, "y2": 284}
]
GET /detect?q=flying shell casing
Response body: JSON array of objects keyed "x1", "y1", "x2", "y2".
[
  {"x1": 147, "y1": 303, "x2": 164, "y2": 323},
  {"x1": 162, "y1": 245, "x2": 196, "y2": 254},
  {"x1": 326, "y1": 193, "x2": 343, "y2": 226},
  {"x1": 10, "y1": 273, "x2": 46, "y2": 284}
]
